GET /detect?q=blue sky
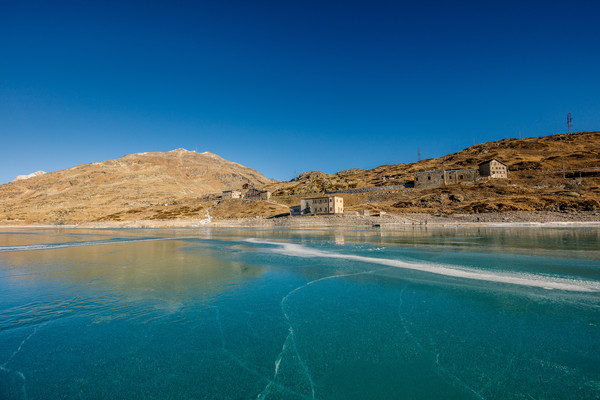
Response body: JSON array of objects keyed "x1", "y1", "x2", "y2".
[{"x1": 1, "y1": 0, "x2": 599, "y2": 184}]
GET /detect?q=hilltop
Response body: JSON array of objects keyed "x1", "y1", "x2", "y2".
[{"x1": 0, "y1": 149, "x2": 270, "y2": 224}]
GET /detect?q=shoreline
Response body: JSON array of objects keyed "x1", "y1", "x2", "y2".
[{"x1": 1, "y1": 211, "x2": 600, "y2": 229}]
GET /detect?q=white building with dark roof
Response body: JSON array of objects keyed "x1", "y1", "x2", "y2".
[{"x1": 479, "y1": 159, "x2": 509, "y2": 179}]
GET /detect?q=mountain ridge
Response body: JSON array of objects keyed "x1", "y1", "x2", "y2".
[{"x1": 0, "y1": 150, "x2": 270, "y2": 223}]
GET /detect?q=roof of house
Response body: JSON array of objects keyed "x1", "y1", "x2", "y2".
[
  {"x1": 415, "y1": 168, "x2": 476, "y2": 174},
  {"x1": 301, "y1": 195, "x2": 342, "y2": 200},
  {"x1": 478, "y1": 158, "x2": 508, "y2": 167},
  {"x1": 246, "y1": 189, "x2": 270, "y2": 193},
  {"x1": 445, "y1": 168, "x2": 478, "y2": 173}
]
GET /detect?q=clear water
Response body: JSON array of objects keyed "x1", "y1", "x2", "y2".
[{"x1": 0, "y1": 226, "x2": 599, "y2": 399}]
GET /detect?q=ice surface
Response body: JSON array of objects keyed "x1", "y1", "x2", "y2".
[
  {"x1": 246, "y1": 239, "x2": 600, "y2": 292},
  {"x1": 0, "y1": 228, "x2": 598, "y2": 399}
]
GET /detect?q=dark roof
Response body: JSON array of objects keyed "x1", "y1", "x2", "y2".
[
  {"x1": 415, "y1": 168, "x2": 476, "y2": 174},
  {"x1": 301, "y1": 195, "x2": 340, "y2": 200},
  {"x1": 478, "y1": 158, "x2": 508, "y2": 167}
]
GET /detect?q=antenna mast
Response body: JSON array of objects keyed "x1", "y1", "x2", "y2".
[{"x1": 567, "y1": 112, "x2": 573, "y2": 135}]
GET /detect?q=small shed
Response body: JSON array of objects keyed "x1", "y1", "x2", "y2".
[{"x1": 289, "y1": 205, "x2": 301, "y2": 215}]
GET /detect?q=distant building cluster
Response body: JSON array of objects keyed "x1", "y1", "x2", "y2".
[
  {"x1": 245, "y1": 188, "x2": 271, "y2": 200},
  {"x1": 221, "y1": 187, "x2": 271, "y2": 201},
  {"x1": 220, "y1": 159, "x2": 508, "y2": 216},
  {"x1": 414, "y1": 159, "x2": 508, "y2": 189}
]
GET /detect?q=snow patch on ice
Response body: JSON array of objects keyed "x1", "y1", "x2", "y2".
[{"x1": 246, "y1": 239, "x2": 600, "y2": 293}]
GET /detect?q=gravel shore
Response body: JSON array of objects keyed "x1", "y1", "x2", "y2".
[
  {"x1": 211, "y1": 211, "x2": 600, "y2": 228},
  {"x1": 2, "y1": 211, "x2": 595, "y2": 229}
]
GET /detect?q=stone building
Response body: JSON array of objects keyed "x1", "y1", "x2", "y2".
[
  {"x1": 414, "y1": 170, "x2": 446, "y2": 189},
  {"x1": 245, "y1": 189, "x2": 271, "y2": 200},
  {"x1": 299, "y1": 196, "x2": 344, "y2": 215},
  {"x1": 222, "y1": 190, "x2": 241, "y2": 199},
  {"x1": 414, "y1": 169, "x2": 478, "y2": 189},
  {"x1": 444, "y1": 169, "x2": 478, "y2": 185},
  {"x1": 479, "y1": 159, "x2": 509, "y2": 179}
]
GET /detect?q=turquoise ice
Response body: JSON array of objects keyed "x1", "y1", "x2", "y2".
[{"x1": 0, "y1": 227, "x2": 599, "y2": 399}]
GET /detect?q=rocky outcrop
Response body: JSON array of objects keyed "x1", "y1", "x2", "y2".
[{"x1": 13, "y1": 171, "x2": 46, "y2": 181}]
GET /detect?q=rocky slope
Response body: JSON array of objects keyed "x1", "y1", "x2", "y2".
[
  {"x1": 272, "y1": 131, "x2": 600, "y2": 195},
  {"x1": 0, "y1": 149, "x2": 270, "y2": 223},
  {"x1": 268, "y1": 131, "x2": 600, "y2": 214}
]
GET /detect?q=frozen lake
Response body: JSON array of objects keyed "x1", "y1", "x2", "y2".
[{"x1": 1, "y1": 226, "x2": 599, "y2": 399}]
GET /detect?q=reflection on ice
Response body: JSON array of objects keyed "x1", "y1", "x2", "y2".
[{"x1": 0, "y1": 237, "x2": 173, "y2": 253}]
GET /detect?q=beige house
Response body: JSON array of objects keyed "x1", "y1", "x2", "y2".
[
  {"x1": 414, "y1": 169, "x2": 478, "y2": 189},
  {"x1": 300, "y1": 196, "x2": 343, "y2": 215},
  {"x1": 479, "y1": 159, "x2": 509, "y2": 179},
  {"x1": 245, "y1": 189, "x2": 271, "y2": 200},
  {"x1": 222, "y1": 190, "x2": 241, "y2": 199}
]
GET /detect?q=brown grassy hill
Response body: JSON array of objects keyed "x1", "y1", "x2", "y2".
[
  {"x1": 270, "y1": 131, "x2": 600, "y2": 214},
  {"x1": 0, "y1": 149, "x2": 270, "y2": 223},
  {"x1": 272, "y1": 131, "x2": 600, "y2": 195}
]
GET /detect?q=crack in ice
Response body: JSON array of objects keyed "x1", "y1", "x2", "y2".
[
  {"x1": 257, "y1": 267, "x2": 393, "y2": 400},
  {"x1": 1, "y1": 326, "x2": 41, "y2": 400},
  {"x1": 475, "y1": 303, "x2": 527, "y2": 397},
  {"x1": 397, "y1": 289, "x2": 484, "y2": 399},
  {"x1": 3, "y1": 327, "x2": 39, "y2": 367},
  {"x1": 208, "y1": 307, "x2": 309, "y2": 399}
]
